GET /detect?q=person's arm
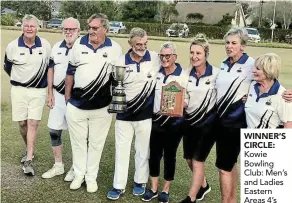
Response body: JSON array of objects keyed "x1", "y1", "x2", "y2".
[
  {"x1": 282, "y1": 89, "x2": 292, "y2": 102},
  {"x1": 47, "y1": 67, "x2": 55, "y2": 108},
  {"x1": 65, "y1": 74, "x2": 74, "y2": 104},
  {"x1": 4, "y1": 43, "x2": 13, "y2": 76},
  {"x1": 284, "y1": 122, "x2": 292, "y2": 128}
]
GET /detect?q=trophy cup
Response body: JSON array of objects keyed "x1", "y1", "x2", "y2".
[{"x1": 108, "y1": 65, "x2": 128, "y2": 113}]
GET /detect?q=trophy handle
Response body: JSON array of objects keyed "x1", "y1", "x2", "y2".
[{"x1": 124, "y1": 66, "x2": 131, "y2": 82}]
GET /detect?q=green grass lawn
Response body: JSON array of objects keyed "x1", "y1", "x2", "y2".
[{"x1": 1, "y1": 30, "x2": 292, "y2": 203}]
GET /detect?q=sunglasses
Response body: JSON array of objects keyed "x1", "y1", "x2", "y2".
[
  {"x1": 87, "y1": 26, "x2": 100, "y2": 31},
  {"x1": 158, "y1": 54, "x2": 176, "y2": 60}
]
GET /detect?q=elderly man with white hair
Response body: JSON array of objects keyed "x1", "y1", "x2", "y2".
[
  {"x1": 107, "y1": 27, "x2": 160, "y2": 201},
  {"x1": 4, "y1": 14, "x2": 51, "y2": 176},
  {"x1": 41, "y1": 17, "x2": 80, "y2": 181}
]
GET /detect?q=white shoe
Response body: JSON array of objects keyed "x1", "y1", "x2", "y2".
[
  {"x1": 42, "y1": 164, "x2": 64, "y2": 179},
  {"x1": 86, "y1": 180, "x2": 98, "y2": 193},
  {"x1": 64, "y1": 166, "x2": 74, "y2": 182},
  {"x1": 70, "y1": 177, "x2": 84, "y2": 190}
]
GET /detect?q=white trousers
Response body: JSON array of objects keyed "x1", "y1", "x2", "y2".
[
  {"x1": 66, "y1": 103, "x2": 112, "y2": 181},
  {"x1": 113, "y1": 119, "x2": 152, "y2": 189}
]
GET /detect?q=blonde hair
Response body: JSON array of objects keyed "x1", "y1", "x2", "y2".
[
  {"x1": 190, "y1": 33, "x2": 210, "y2": 58},
  {"x1": 224, "y1": 28, "x2": 248, "y2": 45},
  {"x1": 255, "y1": 53, "x2": 281, "y2": 80}
]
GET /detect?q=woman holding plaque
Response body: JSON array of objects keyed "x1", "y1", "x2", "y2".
[
  {"x1": 245, "y1": 53, "x2": 292, "y2": 128},
  {"x1": 180, "y1": 34, "x2": 219, "y2": 203},
  {"x1": 141, "y1": 41, "x2": 188, "y2": 203}
]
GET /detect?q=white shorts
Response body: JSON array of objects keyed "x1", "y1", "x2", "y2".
[
  {"x1": 47, "y1": 89, "x2": 68, "y2": 130},
  {"x1": 11, "y1": 86, "x2": 46, "y2": 121}
]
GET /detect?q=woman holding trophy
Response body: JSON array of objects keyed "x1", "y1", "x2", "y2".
[{"x1": 141, "y1": 41, "x2": 189, "y2": 203}]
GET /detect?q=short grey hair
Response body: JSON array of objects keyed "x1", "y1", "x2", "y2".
[
  {"x1": 224, "y1": 28, "x2": 248, "y2": 45},
  {"x1": 61, "y1": 17, "x2": 80, "y2": 29},
  {"x1": 160, "y1": 41, "x2": 177, "y2": 54},
  {"x1": 87, "y1": 13, "x2": 109, "y2": 31},
  {"x1": 255, "y1": 53, "x2": 281, "y2": 80},
  {"x1": 22, "y1": 14, "x2": 40, "y2": 30},
  {"x1": 129, "y1": 27, "x2": 147, "y2": 43}
]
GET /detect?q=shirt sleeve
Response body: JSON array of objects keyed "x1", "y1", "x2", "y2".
[
  {"x1": 278, "y1": 97, "x2": 292, "y2": 123},
  {"x1": 67, "y1": 42, "x2": 79, "y2": 75},
  {"x1": 4, "y1": 43, "x2": 13, "y2": 76},
  {"x1": 48, "y1": 44, "x2": 55, "y2": 69}
]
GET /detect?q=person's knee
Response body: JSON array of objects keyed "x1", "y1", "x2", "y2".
[
  {"x1": 49, "y1": 129, "x2": 62, "y2": 147},
  {"x1": 27, "y1": 120, "x2": 39, "y2": 129},
  {"x1": 219, "y1": 169, "x2": 232, "y2": 176},
  {"x1": 193, "y1": 160, "x2": 204, "y2": 170},
  {"x1": 19, "y1": 120, "x2": 27, "y2": 128}
]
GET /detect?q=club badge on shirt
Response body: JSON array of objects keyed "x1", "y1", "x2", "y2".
[
  {"x1": 103, "y1": 52, "x2": 108, "y2": 58},
  {"x1": 266, "y1": 98, "x2": 272, "y2": 105},
  {"x1": 205, "y1": 79, "x2": 210, "y2": 85},
  {"x1": 237, "y1": 67, "x2": 242, "y2": 73}
]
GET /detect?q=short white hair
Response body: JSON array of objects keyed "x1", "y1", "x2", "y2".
[
  {"x1": 255, "y1": 53, "x2": 281, "y2": 80},
  {"x1": 160, "y1": 41, "x2": 177, "y2": 54},
  {"x1": 224, "y1": 28, "x2": 248, "y2": 45},
  {"x1": 22, "y1": 14, "x2": 40, "y2": 30},
  {"x1": 61, "y1": 17, "x2": 80, "y2": 29},
  {"x1": 129, "y1": 27, "x2": 147, "y2": 43}
]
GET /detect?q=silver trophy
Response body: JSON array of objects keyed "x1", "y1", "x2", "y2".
[{"x1": 108, "y1": 65, "x2": 128, "y2": 113}]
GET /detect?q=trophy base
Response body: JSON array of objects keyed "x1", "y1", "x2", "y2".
[{"x1": 107, "y1": 103, "x2": 127, "y2": 114}]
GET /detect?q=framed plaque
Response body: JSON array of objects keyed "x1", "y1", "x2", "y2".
[{"x1": 160, "y1": 81, "x2": 185, "y2": 117}]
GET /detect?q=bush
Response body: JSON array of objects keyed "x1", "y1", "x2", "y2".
[{"x1": 1, "y1": 14, "x2": 18, "y2": 26}]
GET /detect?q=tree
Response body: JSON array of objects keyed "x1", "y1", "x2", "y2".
[
  {"x1": 157, "y1": 2, "x2": 179, "y2": 24},
  {"x1": 59, "y1": 1, "x2": 119, "y2": 20},
  {"x1": 186, "y1": 13, "x2": 204, "y2": 23},
  {"x1": 121, "y1": 1, "x2": 158, "y2": 22},
  {"x1": 216, "y1": 13, "x2": 233, "y2": 27},
  {"x1": 1, "y1": 0, "x2": 52, "y2": 20}
]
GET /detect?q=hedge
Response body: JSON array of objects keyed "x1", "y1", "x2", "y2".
[{"x1": 76, "y1": 20, "x2": 292, "y2": 43}]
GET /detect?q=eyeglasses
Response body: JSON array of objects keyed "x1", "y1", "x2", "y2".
[
  {"x1": 23, "y1": 25, "x2": 36, "y2": 29},
  {"x1": 63, "y1": 28, "x2": 78, "y2": 32},
  {"x1": 158, "y1": 54, "x2": 176, "y2": 60},
  {"x1": 88, "y1": 26, "x2": 100, "y2": 31}
]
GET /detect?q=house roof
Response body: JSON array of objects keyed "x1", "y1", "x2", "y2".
[
  {"x1": 175, "y1": 2, "x2": 239, "y2": 24},
  {"x1": 1, "y1": 8, "x2": 16, "y2": 15}
]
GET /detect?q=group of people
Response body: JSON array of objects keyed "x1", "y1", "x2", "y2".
[{"x1": 4, "y1": 12, "x2": 292, "y2": 203}]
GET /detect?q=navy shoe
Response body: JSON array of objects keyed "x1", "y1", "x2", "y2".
[
  {"x1": 142, "y1": 189, "x2": 158, "y2": 201},
  {"x1": 196, "y1": 183, "x2": 211, "y2": 201},
  {"x1": 158, "y1": 191, "x2": 169, "y2": 203},
  {"x1": 107, "y1": 188, "x2": 125, "y2": 200},
  {"x1": 132, "y1": 182, "x2": 146, "y2": 196}
]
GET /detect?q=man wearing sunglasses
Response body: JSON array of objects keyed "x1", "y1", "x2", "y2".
[
  {"x1": 42, "y1": 17, "x2": 80, "y2": 182},
  {"x1": 65, "y1": 13, "x2": 122, "y2": 193},
  {"x1": 107, "y1": 27, "x2": 160, "y2": 200}
]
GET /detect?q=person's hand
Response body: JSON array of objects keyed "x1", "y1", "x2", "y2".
[
  {"x1": 65, "y1": 95, "x2": 70, "y2": 105},
  {"x1": 184, "y1": 102, "x2": 188, "y2": 108},
  {"x1": 282, "y1": 89, "x2": 292, "y2": 103},
  {"x1": 242, "y1": 94, "x2": 247, "y2": 103},
  {"x1": 47, "y1": 93, "x2": 55, "y2": 109}
]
